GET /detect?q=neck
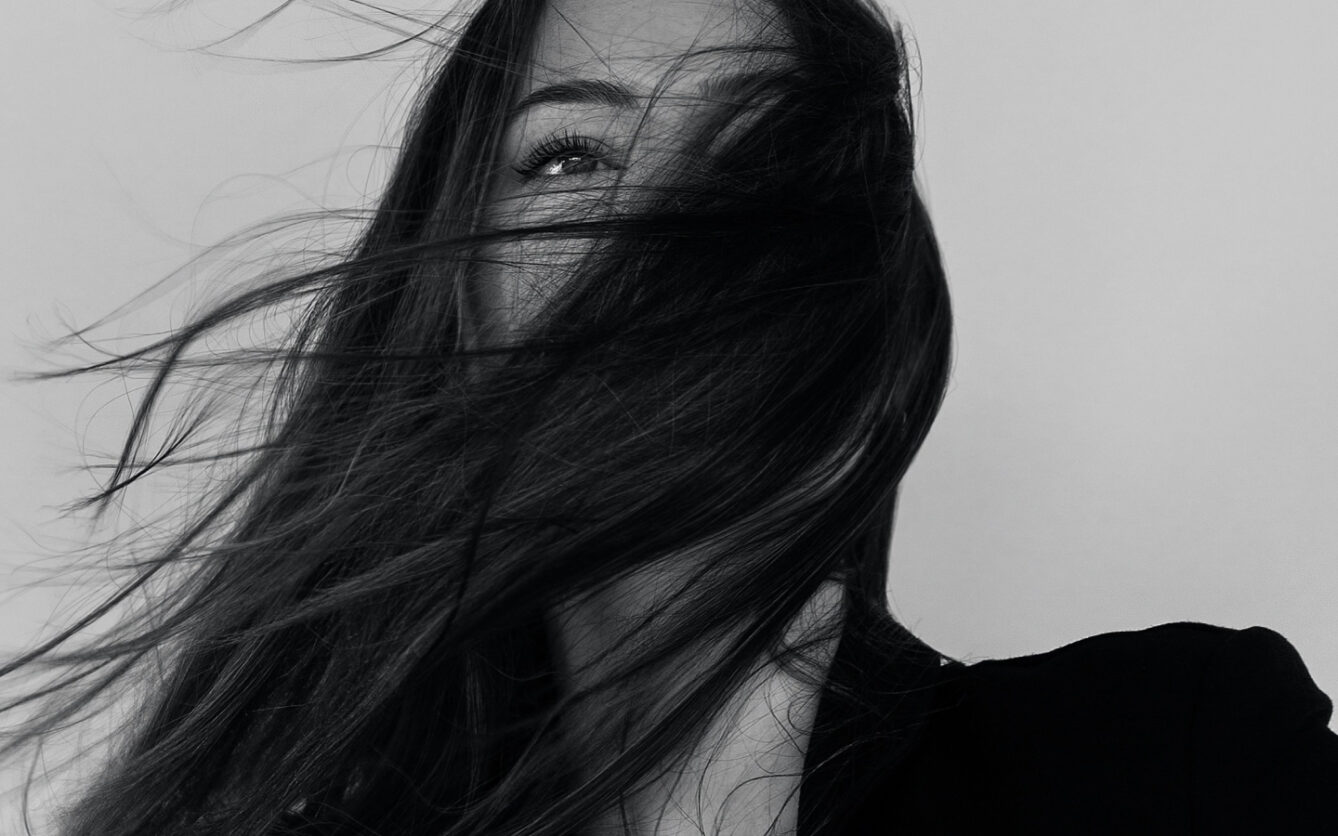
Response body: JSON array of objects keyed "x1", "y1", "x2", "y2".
[{"x1": 549, "y1": 569, "x2": 848, "y2": 835}]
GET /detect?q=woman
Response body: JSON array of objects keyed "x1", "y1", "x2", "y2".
[{"x1": 1, "y1": 0, "x2": 1334, "y2": 834}]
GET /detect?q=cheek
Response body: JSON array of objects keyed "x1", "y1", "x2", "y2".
[{"x1": 475, "y1": 191, "x2": 609, "y2": 339}]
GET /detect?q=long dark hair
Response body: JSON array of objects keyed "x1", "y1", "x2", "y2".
[{"x1": 1, "y1": 0, "x2": 951, "y2": 833}]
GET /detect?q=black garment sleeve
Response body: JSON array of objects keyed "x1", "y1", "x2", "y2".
[{"x1": 1191, "y1": 626, "x2": 1338, "y2": 832}]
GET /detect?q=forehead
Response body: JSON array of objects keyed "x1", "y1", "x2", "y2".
[{"x1": 528, "y1": 0, "x2": 780, "y2": 88}]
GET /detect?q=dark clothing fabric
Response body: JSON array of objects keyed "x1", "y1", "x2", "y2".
[{"x1": 799, "y1": 606, "x2": 1338, "y2": 835}]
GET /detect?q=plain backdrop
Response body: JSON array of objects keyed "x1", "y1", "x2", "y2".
[{"x1": 2, "y1": 0, "x2": 1336, "y2": 821}]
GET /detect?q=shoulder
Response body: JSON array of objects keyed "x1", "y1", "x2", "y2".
[
  {"x1": 943, "y1": 622, "x2": 1331, "y2": 728},
  {"x1": 961, "y1": 621, "x2": 1331, "y2": 711},
  {"x1": 892, "y1": 622, "x2": 1338, "y2": 832},
  {"x1": 934, "y1": 623, "x2": 1272, "y2": 767},
  {"x1": 963, "y1": 620, "x2": 1327, "y2": 695},
  {"x1": 961, "y1": 622, "x2": 1335, "y2": 732}
]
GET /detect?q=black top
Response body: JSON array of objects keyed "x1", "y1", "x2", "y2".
[{"x1": 799, "y1": 605, "x2": 1338, "y2": 834}]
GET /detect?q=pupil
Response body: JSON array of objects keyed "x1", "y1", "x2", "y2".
[{"x1": 559, "y1": 154, "x2": 598, "y2": 175}]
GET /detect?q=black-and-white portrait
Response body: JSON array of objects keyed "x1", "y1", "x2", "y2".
[{"x1": 2, "y1": 2, "x2": 1334, "y2": 833}]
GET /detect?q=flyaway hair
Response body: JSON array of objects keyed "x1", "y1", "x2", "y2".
[{"x1": 0, "y1": 0, "x2": 951, "y2": 834}]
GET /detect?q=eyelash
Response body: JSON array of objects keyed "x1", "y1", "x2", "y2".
[{"x1": 513, "y1": 130, "x2": 620, "y2": 181}]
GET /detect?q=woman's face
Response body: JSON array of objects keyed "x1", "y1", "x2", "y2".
[{"x1": 466, "y1": 0, "x2": 781, "y2": 345}]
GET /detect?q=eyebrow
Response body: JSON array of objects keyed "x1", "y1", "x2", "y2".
[
  {"x1": 511, "y1": 71, "x2": 772, "y2": 118},
  {"x1": 514, "y1": 78, "x2": 639, "y2": 113}
]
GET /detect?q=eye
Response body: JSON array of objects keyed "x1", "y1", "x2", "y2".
[{"x1": 514, "y1": 132, "x2": 621, "y2": 181}]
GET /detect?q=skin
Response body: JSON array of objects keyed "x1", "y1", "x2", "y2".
[{"x1": 473, "y1": 1, "x2": 848, "y2": 833}]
